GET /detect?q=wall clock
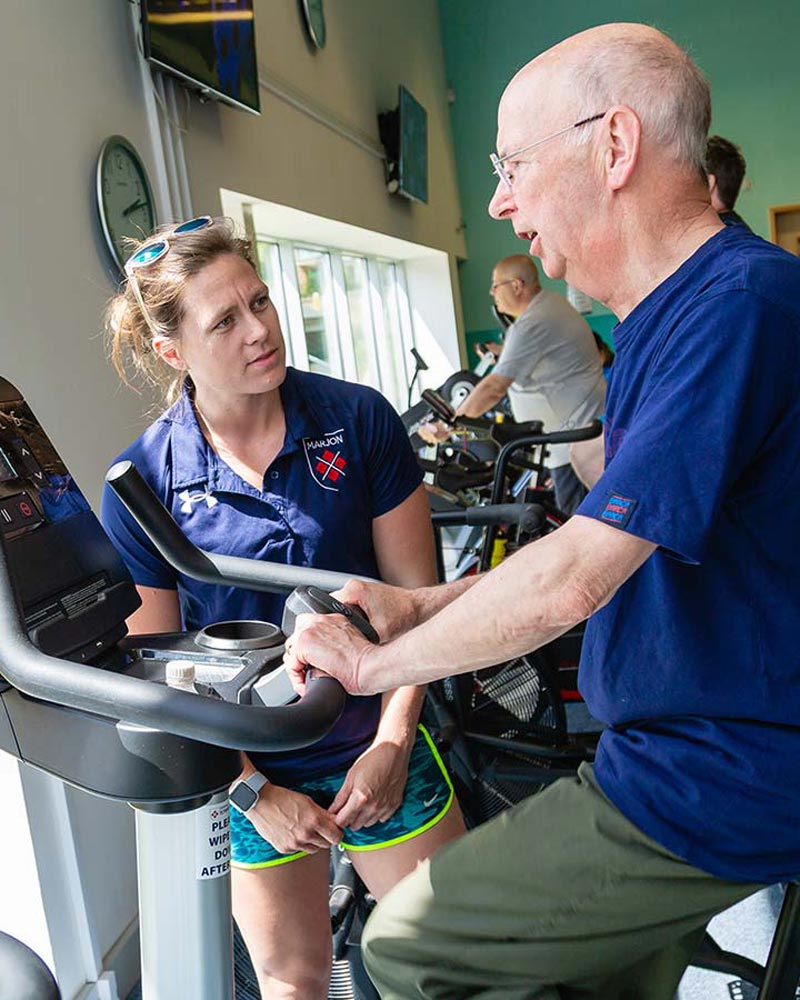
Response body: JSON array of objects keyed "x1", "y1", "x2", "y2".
[{"x1": 95, "y1": 135, "x2": 157, "y2": 274}]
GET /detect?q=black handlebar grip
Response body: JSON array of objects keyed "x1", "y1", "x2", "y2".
[
  {"x1": 421, "y1": 388, "x2": 457, "y2": 425},
  {"x1": 282, "y1": 586, "x2": 380, "y2": 645},
  {"x1": 431, "y1": 504, "x2": 545, "y2": 533}
]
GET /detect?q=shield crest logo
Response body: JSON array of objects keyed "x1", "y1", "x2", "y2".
[{"x1": 302, "y1": 429, "x2": 348, "y2": 492}]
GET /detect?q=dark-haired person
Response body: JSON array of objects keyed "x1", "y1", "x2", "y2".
[
  {"x1": 100, "y1": 216, "x2": 464, "y2": 1000},
  {"x1": 706, "y1": 134, "x2": 752, "y2": 231},
  {"x1": 286, "y1": 23, "x2": 800, "y2": 1000}
]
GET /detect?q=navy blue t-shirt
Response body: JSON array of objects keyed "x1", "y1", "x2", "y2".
[
  {"x1": 101, "y1": 367, "x2": 423, "y2": 781},
  {"x1": 578, "y1": 226, "x2": 800, "y2": 883}
]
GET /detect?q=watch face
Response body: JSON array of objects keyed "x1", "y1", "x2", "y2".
[
  {"x1": 301, "y1": 0, "x2": 326, "y2": 49},
  {"x1": 96, "y1": 136, "x2": 157, "y2": 273},
  {"x1": 230, "y1": 781, "x2": 259, "y2": 813}
]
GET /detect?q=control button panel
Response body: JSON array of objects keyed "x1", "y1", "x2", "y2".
[{"x1": 0, "y1": 490, "x2": 43, "y2": 536}]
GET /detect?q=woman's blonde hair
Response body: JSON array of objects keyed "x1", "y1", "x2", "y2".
[{"x1": 104, "y1": 217, "x2": 256, "y2": 406}]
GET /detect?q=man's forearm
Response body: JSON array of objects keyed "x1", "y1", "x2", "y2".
[
  {"x1": 408, "y1": 574, "x2": 480, "y2": 627},
  {"x1": 358, "y1": 516, "x2": 656, "y2": 693},
  {"x1": 455, "y1": 375, "x2": 511, "y2": 418}
]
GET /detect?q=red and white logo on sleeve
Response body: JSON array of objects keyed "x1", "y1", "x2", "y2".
[{"x1": 302, "y1": 429, "x2": 348, "y2": 492}]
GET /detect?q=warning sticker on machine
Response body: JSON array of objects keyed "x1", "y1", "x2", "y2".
[
  {"x1": 195, "y1": 799, "x2": 231, "y2": 880},
  {"x1": 25, "y1": 573, "x2": 110, "y2": 631}
]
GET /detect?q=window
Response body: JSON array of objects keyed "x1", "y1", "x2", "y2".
[
  {"x1": 254, "y1": 236, "x2": 416, "y2": 412},
  {"x1": 293, "y1": 248, "x2": 340, "y2": 377},
  {"x1": 342, "y1": 255, "x2": 380, "y2": 387}
]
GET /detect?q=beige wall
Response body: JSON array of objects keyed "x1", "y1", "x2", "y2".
[
  {"x1": 186, "y1": 0, "x2": 467, "y2": 260},
  {"x1": 0, "y1": 1, "x2": 158, "y2": 511}
]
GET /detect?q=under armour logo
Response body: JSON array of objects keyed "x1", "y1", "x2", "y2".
[{"x1": 178, "y1": 489, "x2": 218, "y2": 514}]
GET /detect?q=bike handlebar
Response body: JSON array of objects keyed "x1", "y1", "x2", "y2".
[
  {"x1": 431, "y1": 503, "x2": 545, "y2": 534},
  {"x1": 106, "y1": 461, "x2": 368, "y2": 594},
  {"x1": 0, "y1": 534, "x2": 346, "y2": 751}
]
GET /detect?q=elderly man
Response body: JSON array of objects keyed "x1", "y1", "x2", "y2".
[
  {"x1": 421, "y1": 254, "x2": 604, "y2": 514},
  {"x1": 286, "y1": 22, "x2": 800, "y2": 1000}
]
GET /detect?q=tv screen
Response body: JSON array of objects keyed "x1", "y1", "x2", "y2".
[
  {"x1": 142, "y1": 0, "x2": 260, "y2": 115},
  {"x1": 398, "y1": 85, "x2": 428, "y2": 204}
]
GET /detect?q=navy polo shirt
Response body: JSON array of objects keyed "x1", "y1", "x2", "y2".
[
  {"x1": 101, "y1": 367, "x2": 423, "y2": 780},
  {"x1": 578, "y1": 226, "x2": 800, "y2": 882}
]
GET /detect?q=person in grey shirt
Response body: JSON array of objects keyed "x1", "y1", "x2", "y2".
[{"x1": 421, "y1": 255, "x2": 605, "y2": 514}]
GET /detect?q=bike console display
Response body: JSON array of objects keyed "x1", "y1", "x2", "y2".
[
  {"x1": 0, "y1": 376, "x2": 346, "y2": 808},
  {"x1": 0, "y1": 380, "x2": 140, "y2": 662}
]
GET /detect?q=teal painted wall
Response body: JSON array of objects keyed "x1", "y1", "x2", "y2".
[{"x1": 437, "y1": 2, "x2": 800, "y2": 341}]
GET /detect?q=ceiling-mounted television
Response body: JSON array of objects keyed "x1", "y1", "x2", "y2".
[
  {"x1": 141, "y1": 0, "x2": 260, "y2": 115},
  {"x1": 378, "y1": 85, "x2": 428, "y2": 204}
]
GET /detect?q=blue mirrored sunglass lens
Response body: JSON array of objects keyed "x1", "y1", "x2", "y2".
[
  {"x1": 173, "y1": 216, "x2": 212, "y2": 235},
  {"x1": 130, "y1": 241, "x2": 168, "y2": 268}
]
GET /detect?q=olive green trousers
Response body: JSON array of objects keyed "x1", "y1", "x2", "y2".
[{"x1": 362, "y1": 764, "x2": 763, "y2": 1000}]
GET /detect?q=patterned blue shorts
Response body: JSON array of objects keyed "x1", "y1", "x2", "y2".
[{"x1": 230, "y1": 725, "x2": 454, "y2": 868}]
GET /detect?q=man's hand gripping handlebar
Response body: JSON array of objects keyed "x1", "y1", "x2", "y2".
[{"x1": 283, "y1": 580, "x2": 419, "y2": 697}]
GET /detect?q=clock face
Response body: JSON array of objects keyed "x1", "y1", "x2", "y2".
[
  {"x1": 96, "y1": 136, "x2": 157, "y2": 273},
  {"x1": 300, "y1": 0, "x2": 326, "y2": 49}
]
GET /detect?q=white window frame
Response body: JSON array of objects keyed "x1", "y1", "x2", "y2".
[{"x1": 253, "y1": 234, "x2": 416, "y2": 411}]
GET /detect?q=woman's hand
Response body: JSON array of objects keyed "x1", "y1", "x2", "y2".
[
  {"x1": 247, "y1": 785, "x2": 343, "y2": 855},
  {"x1": 328, "y1": 740, "x2": 411, "y2": 831}
]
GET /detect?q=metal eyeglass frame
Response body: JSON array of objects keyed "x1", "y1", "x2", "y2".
[{"x1": 490, "y1": 113, "x2": 607, "y2": 190}]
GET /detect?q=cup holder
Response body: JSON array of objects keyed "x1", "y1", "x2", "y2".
[{"x1": 195, "y1": 620, "x2": 283, "y2": 652}]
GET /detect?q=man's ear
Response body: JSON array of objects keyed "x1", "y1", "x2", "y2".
[
  {"x1": 152, "y1": 335, "x2": 187, "y2": 371},
  {"x1": 707, "y1": 173, "x2": 718, "y2": 197},
  {"x1": 603, "y1": 106, "x2": 641, "y2": 192}
]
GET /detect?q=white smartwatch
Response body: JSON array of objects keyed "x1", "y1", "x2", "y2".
[{"x1": 230, "y1": 772, "x2": 269, "y2": 814}]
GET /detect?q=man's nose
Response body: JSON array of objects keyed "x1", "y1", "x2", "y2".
[{"x1": 488, "y1": 180, "x2": 515, "y2": 220}]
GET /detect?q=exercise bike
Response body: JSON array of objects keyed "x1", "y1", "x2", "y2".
[
  {"x1": 0, "y1": 376, "x2": 377, "y2": 1000},
  {"x1": 119, "y1": 428, "x2": 800, "y2": 1000}
]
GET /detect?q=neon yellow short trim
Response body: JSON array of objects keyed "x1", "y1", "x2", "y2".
[{"x1": 230, "y1": 724, "x2": 454, "y2": 868}]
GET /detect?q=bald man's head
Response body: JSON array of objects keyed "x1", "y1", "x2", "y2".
[
  {"x1": 503, "y1": 23, "x2": 710, "y2": 174},
  {"x1": 490, "y1": 255, "x2": 541, "y2": 317},
  {"x1": 495, "y1": 255, "x2": 541, "y2": 287}
]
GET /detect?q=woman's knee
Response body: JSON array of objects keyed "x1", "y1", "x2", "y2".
[{"x1": 251, "y1": 952, "x2": 331, "y2": 1000}]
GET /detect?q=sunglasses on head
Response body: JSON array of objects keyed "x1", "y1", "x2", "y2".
[
  {"x1": 124, "y1": 216, "x2": 215, "y2": 276},
  {"x1": 124, "y1": 216, "x2": 214, "y2": 336}
]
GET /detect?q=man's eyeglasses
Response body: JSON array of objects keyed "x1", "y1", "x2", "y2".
[
  {"x1": 489, "y1": 279, "x2": 514, "y2": 294},
  {"x1": 124, "y1": 216, "x2": 214, "y2": 334},
  {"x1": 490, "y1": 112, "x2": 607, "y2": 191}
]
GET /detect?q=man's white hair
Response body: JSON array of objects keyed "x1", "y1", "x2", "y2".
[{"x1": 567, "y1": 31, "x2": 711, "y2": 172}]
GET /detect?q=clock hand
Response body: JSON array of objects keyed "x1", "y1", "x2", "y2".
[{"x1": 123, "y1": 199, "x2": 147, "y2": 217}]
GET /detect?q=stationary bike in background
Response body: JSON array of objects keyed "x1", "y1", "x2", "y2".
[
  {"x1": 402, "y1": 343, "x2": 508, "y2": 453},
  {"x1": 415, "y1": 388, "x2": 603, "y2": 824},
  {"x1": 418, "y1": 384, "x2": 602, "y2": 578}
]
